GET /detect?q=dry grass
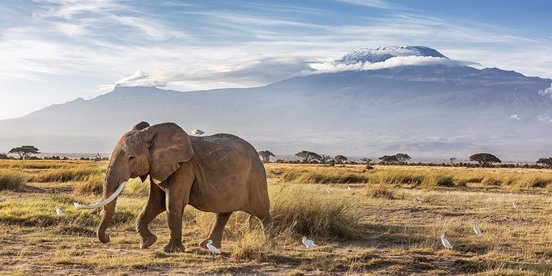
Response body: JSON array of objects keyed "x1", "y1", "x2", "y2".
[
  {"x1": 0, "y1": 169, "x2": 25, "y2": 191},
  {"x1": 2, "y1": 161, "x2": 552, "y2": 274},
  {"x1": 269, "y1": 185, "x2": 362, "y2": 239}
]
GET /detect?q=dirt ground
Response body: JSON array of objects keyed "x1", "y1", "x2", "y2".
[{"x1": 2, "y1": 163, "x2": 552, "y2": 275}]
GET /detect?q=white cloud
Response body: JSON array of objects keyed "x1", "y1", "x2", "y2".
[
  {"x1": 310, "y1": 56, "x2": 463, "y2": 73},
  {"x1": 336, "y1": 0, "x2": 392, "y2": 8},
  {"x1": 536, "y1": 113, "x2": 552, "y2": 123},
  {"x1": 115, "y1": 70, "x2": 167, "y2": 87},
  {"x1": 538, "y1": 83, "x2": 552, "y2": 97},
  {"x1": 510, "y1": 114, "x2": 521, "y2": 120}
]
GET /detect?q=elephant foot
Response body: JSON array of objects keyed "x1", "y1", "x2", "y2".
[
  {"x1": 140, "y1": 232, "x2": 157, "y2": 249},
  {"x1": 164, "y1": 241, "x2": 185, "y2": 253},
  {"x1": 199, "y1": 238, "x2": 221, "y2": 249}
]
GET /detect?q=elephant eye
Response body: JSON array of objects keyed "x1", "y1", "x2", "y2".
[{"x1": 129, "y1": 156, "x2": 135, "y2": 161}]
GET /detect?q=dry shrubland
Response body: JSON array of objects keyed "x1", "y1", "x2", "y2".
[{"x1": 1, "y1": 160, "x2": 552, "y2": 274}]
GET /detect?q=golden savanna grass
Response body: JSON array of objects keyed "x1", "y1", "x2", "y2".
[{"x1": 1, "y1": 160, "x2": 552, "y2": 274}]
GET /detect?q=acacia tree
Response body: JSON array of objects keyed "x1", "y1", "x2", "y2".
[
  {"x1": 0, "y1": 152, "x2": 8, "y2": 160},
  {"x1": 258, "y1": 150, "x2": 275, "y2": 163},
  {"x1": 360, "y1": 158, "x2": 372, "y2": 164},
  {"x1": 319, "y1": 154, "x2": 333, "y2": 164},
  {"x1": 469, "y1": 153, "x2": 501, "y2": 166},
  {"x1": 8, "y1": 145, "x2": 40, "y2": 160},
  {"x1": 395, "y1": 153, "x2": 411, "y2": 162},
  {"x1": 450, "y1": 157, "x2": 457, "y2": 165},
  {"x1": 334, "y1": 155, "x2": 348, "y2": 164},
  {"x1": 379, "y1": 155, "x2": 398, "y2": 164},
  {"x1": 295, "y1": 150, "x2": 322, "y2": 163},
  {"x1": 536, "y1": 157, "x2": 552, "y2": 168}
]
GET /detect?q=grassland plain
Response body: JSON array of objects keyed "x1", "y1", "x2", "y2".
[{"x1": 1, "y1": 160, "x2": 552, "y2": 275}]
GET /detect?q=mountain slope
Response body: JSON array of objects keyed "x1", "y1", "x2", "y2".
[{"x1": 1, "y1": 47, "x2": 551, "y2": 161}]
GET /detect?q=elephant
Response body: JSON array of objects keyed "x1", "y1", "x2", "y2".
[{"x1": 79, "y1": 122, "x2": 271, "y2": 253}]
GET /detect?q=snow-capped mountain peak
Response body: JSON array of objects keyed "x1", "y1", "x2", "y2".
[{"x1": 337, "y1": 46, "x2": 448, "y2": 64}]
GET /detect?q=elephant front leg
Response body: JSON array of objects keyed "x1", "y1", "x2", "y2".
[
  {"x1": 137, "y1": 182, "x2": 166, "y2": 249},
  {"x1": 200, "y1": 212, "x2": 232, "y2": 249},
  {"x1": 164, "y1": 186, "x2": 189, "y2": 253}
]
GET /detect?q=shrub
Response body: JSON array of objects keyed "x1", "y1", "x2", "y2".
[
  {"x1": 435, "y1": 175, "x2": 455, "y2": 187},
  {"x1": 33, "y1": 166, "x2": 102, "y2": 182},
  {"x1": 126, "y1": 177, "x2": 149, "y2": 196},
  {"x1": 74, "y1": 174, "x2": 104, "y2": 195},
  {"x1": 269, "y1": 186, "x2": 361, "y2": 239},
  {"x1": 231, "y1": 228, "x2": 268, "y2": 261},
  {"x1": 0, "y1": 170, "x2": 25, "y2": 191},
  {"x1": 365, "y1": 185, "x2": 396, "y2": 199},
  {"x1": 481, "y1": 177, "x2": 502, "y2": 186}
]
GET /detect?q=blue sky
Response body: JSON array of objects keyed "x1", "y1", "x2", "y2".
[{"x1": 0, "y1": 0, "x2": 551, "y2": 119}]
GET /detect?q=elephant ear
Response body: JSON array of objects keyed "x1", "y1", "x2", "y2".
[{"x1": 140, "y1": 123, "x2": 194, "y2": 184}]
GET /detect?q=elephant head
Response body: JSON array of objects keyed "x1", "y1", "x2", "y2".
[{"x1": 89, "y1": 122, "x2": 194, "y2": 243}]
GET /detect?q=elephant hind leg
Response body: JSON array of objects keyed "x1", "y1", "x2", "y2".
[{"x1": 199, "y1": 212, "x2": 232, "y2": 249}]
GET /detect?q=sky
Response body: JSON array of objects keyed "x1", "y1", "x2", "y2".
[{"x1": 0, "y1": 0, "x2": 551, "y2": 120}]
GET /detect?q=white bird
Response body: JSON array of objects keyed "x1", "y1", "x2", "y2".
[
  {"x1": 347, "y1": 185, "x2": 352, "y2": 191},
  {"x1": 55, "y1": 207, "x2": 64, "y2": 216},
  {"x1": 512, "y1": 202, "x2": 519, "y2": 210},
  {"x1": 440, "y1": 234, "x2": 453, "y2": 249},
  {"x1": 326, "y1": 188, "x2": 331, "y2": 193},
  {"x1": 488, "y1": 197, "x2": 494, "y2": 201},
  {"x1": 191, "y1": 129, "x2": 205, "y2": 136},
  {"x1": 473, "y1": 224, "x2": 482, "y2": 236},
  {"x1": 0, "y1": 197, "x2": 7, "y2": 202},
  {"x1": 302, "y1": 236, "x2": 317, "y2": 249},
  {"x1": 206, "y1": 240, "x2": 221, "y2": 254},
  {"x1": 413, "y1": 196, "x2": 421, "y2": 204}
]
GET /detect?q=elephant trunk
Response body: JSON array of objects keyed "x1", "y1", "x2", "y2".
[
  {"x1": 97, "y1": 197, "x2": 117, "y2": 243},
  {"x1": 96, "y1": 169, "x2": 126, "y2": 243}
]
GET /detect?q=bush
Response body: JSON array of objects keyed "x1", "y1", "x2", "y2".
[
  {"x1": 435, "y1": 175, "x2": 455, "y2": 187},
  {"x1": 365, "y1": 185, "x2": 396, "y2": 199},
  {"x1": 33, "y1": 166, "x2": 102, "y2": 182},
  {"x1": 127, "y1": 177, "x2": 149, "y2": 196},
  {"x1": 0, "y1": 170, "x2": 25, "y2": 191},
  {"x1": 270, "y1": 186, "x2": 361, "y2": 239},
  {"x1": 231, "y1": 228, "x2": 268, "y2": 261},
  {"x1": 481, "y1": 177, "x2": 502, "y2": 186},
  {"x1": 74, "y1": 174, "x2": 104, "y2": 195}
]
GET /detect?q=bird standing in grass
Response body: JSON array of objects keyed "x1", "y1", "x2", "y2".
[
  {"x1": 440, "y1": 234, "x2": 453, "y2": 249},
  {"x1": 473, "y1": 224, "x2": 482, "y2": 236},
  {"x1": 413, "y1": 196, "x2": 421, "y2": 204},
  {"x1": 206, "y1": 240, "x2": 221, "y2": 255},
  {"x1": 512, "y1": 202, "x2": 519, "y2": 210},
  {"x1": 55, "y1": 207, "x2": 64, "y2": 216},
  {"x1": 302, "y1": 236, "x2": 317, "y2": 249}
]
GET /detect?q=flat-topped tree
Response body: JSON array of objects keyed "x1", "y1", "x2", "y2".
[
  {"x1": 258, "y1": 150, "x2": 275, "y2": 163},
  {"x1": 295, "y1": 150, "x2": 322, "y2": 163},
  {"x1": 334, "y1": 155, "x2": 348, "y2": 164},
  {"x1": 536, "y1": 157, "x2": 552, "y2": 168},
  {"x1": 8, "y1": 145, "x2": 40, "y2": 160},
  {"x1": 469, "y1": 153, "x2": 501, "y2": 166}
]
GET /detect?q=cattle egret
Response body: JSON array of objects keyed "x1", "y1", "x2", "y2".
[
  {"x1": 489, "y1": 197, "x2": 494, "y2": 201},
  {"x1": 440, "y1": 234, "x2": 453, "y2": 249},
  {"x1": 0, "y1": 197, "x2": 7, "y2": 202},
  {"x1": 55, "y1": 207, "x2": 64, "y2": 216},
  {"x1": 473, "y1": 224, "x2": 482, "y2": 236},
  {"x1": 347, "y1": 185, "x2": 352, "y2": 191},
  {"x1": 512, "y1": 202, "x2": 519, "y2": 210},
  {"x1": 206, "y1": 240, "x2": 221, "y2": 254},
  {"x1": 302, "y1": 236, "x2": 317, "y2": 248},
  {"x1": 191, "y1": 129, "x2": 205, "y2": 136},
  {"x1": 413, "y1": 196, "x2": 421, "y2": 204}
]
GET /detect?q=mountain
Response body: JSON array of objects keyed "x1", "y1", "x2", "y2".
[{"x1": 1, "y1": 46, "x2": 551, "y2": 161}]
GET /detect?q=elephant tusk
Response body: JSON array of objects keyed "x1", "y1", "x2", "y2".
[{"x1": 73, "y1": 182, "x2": 127, "y2": 209}]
